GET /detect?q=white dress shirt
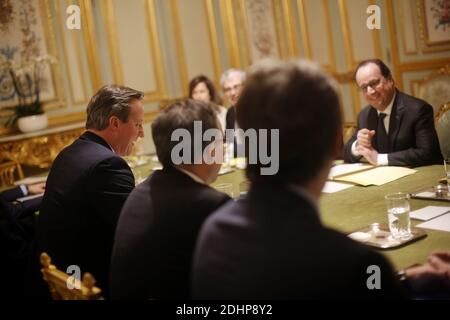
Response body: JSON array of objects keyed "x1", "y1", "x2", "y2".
[{"x1": 352, "y1": 92, "x2": 396, "y2": 166}]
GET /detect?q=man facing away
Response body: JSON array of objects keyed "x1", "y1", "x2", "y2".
[
  {"x1": 192, "y1": 59, "x2": 449, "y2": 299},
  {"x1": 37, "y1": 85, "x2": 144, "y2": 295},
  {"x1": 343, "y1": 59, "x2": 442, "y2": 167},
  {"x1": 110, "y1": 99, "x2": 231, "y2": 299}
]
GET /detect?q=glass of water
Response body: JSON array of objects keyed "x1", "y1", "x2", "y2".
[{"x1": 385, "y1": 192, "x2": 411, "y2": 239}]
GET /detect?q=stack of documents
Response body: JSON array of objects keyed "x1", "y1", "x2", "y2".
[
  {"x1": 411, "y1": 206, "x2": 450, "y2": 233},
  {"x1": 328, "y1": 164, "x2": 416, "y2": 186}
]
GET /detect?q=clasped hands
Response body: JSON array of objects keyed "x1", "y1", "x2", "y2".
[
  {"x1": 355, "y1": 129, "x2": 379, "y2": 166},
  {"x1": 405, "y1": 251, "x2": 450, "y2": 293},
  {"x1": 27, "y1": 182, "x2": 46, "y2": 195}
]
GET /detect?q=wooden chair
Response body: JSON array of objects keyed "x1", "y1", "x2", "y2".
[
  {"x1": 436, "y1": 102, "x2": 450, "y2": 159},
  {"x1": 0, "y1": 160, "x2": 24, "y2": 188},
  {"x1": 40, "y1": 252, "x2": 103, "y2": 300},
  {"x1": 343, "y1": 123, "x2": 357, "y2": 145}
]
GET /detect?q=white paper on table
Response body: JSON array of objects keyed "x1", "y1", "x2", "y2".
[
  {"x1": 410, "y1": 206, "x2": 450, "y2": 221},
  {"x1": 322, "y1": 181, "x2": 354, "y2": 194},
  {"x1": 415, "y1": 191, "x2": 437, "y2": 198},
  {"x1": 416, "y1": 213, "x2": 450, "y2": 232},
  {"x1": 328, "y1": 163, "x2": 373, "y2": 179},
  {"x1": 14, "y1": 176, "x2": 47, "y2": 186},
  {"x1": 16, "y1": 193, "x2": 44, "y2": 202}
]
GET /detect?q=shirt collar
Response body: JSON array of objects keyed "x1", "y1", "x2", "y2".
[
  {"x1": 177, "y1": 167, "x2": 206, "y2": 185},
  {"x1": 377, "y1": 91, "x2": 396, "y2": 116}
]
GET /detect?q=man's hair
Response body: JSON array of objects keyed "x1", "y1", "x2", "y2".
[
  {"x1": 86, "y1": 84, "x2": 144, "y2": 130},
  {"x1": 189, "y1": 75, "x2": 223, "y2": 106},
  {"x1": 353, "y1": 59, "x2": 392, "y2": 81},
  {"x1": 236, "y1": 59, "x2": 342, "y2": 185},
  {"x1": 220, "y1": 69, "x2": 246, "y2": 88},
  {"x1": 152, "y1": 99, "x2": 221, "y2": 167}
]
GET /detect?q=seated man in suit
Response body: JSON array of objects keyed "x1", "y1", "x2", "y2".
[
  {"x1": 37, "y1": 85, "x2": 144, "y2": 295},
  {"x1": 192, "y1": 59, "x2": 450, "y2": 299},
  {"x1": 221, "y1": 68, "x2": 246, "y2": 157},
  {"x1": 343, "y1": 59, "x2": 442, "y2": 167},
  {"x1": 110, "y1": 99, "x2": 230, "y2": 299},
  {"x1": 1, "y1": 182, "x2": 45, "y2": 219},
  {"x1": 111, "y1": 100, "x2": 230, "y2": 299}
]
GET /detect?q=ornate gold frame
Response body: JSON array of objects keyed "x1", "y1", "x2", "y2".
[
  {"x1": 417, "y1": 0, "x2": 450, "y2": 52},
  {"x1": 55, "y1": 0, "x2": 89, "y2": 106},
  {"x1": 204, "y1": 0, "x2": 223, "y2": 81},
  {"x1": 101, "y1": 0, "x2": 167, "y2": 103},
  {"x1": 398, "y1": 0, "x2": 418, "y2": 55}
]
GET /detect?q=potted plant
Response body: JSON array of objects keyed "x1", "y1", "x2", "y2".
[{"x1": 0, "y1": 54, "x2": 56, "y2": 133}]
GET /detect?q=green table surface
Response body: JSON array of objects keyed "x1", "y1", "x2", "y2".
[{"x1": 133, "y1": 161, "x2": 450, "y2": 271}]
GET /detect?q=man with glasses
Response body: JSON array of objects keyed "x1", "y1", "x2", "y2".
[
  {"x1": 343, "y1": 59, "x2": 442, "y2": 167},
  {"x1": 221, "y1": 68, "x2": 246, "y2": 157}
]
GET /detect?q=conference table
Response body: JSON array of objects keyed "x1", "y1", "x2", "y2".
[{"x1": 131, "y1": 159, "x2": 450, "y2": 272}]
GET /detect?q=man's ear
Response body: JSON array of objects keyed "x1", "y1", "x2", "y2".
[{"x1": 109, "y1": 116, "x2": 120, "y2": 130}]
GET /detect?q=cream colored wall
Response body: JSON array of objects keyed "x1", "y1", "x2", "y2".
[{"x1": 8, "y1": 0, "x2": 448, "y2": 143}]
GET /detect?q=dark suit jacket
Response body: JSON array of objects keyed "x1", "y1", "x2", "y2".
[
  {"x1": 343, "y1": 91, "x2": 442, "y2": 167},
  {"x1": 0, "y1": 200, "x2": 32, "y2": 298},
  {"x1": 110, "y1": 166, "x2": 230, "y2": 299},
  {"x1": 225, "y1": 106, "x2": 235, "y2": 133},
  {"x1": 192, "y1": 184, "x2": 405, "y2": 299},
  {"x1": 37, "y1": 131, "x2": 135, "y2": 294},
  {"x1": 0, "y1": 186, "x2": 42, "y2": 219},
  {"x1": 225, "y1": 106, "x2": 248, "y2": 158}
]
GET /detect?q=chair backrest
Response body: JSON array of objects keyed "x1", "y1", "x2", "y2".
[
  {"x1": 0, "y1": 160, "x2": 24, "y2": 188},
  {"x1": 416, "y1": 65, "x2": 450, "y2": 116},
  {"x1": 436, "y1": 102, "x2": 450, "y2": 160},
  {"x1": 40, "y1": 252, "x2": 103, "y2": 300},
  {"x1": 343, "y1": 124, "x2": 357, "y2": 145}
]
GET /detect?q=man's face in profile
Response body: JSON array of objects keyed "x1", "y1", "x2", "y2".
[
  {"x1": 223, "y1": 74, "x2": 243, "y2": 107},
  {"x1": 114, "y1": 99, "x2": 145, "y2": 156}
]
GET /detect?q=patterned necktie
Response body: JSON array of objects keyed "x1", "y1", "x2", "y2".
[{"x1": 376, "y1": 113, "x2": 389, "y2": 153}]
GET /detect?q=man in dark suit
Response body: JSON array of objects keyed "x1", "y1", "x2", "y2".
[
  {"x1": 37, "y1": 85, "x2": 144, "y2": 295},
  {"x1": 1, "y1": 182, "x2": 45, "y2": 219},
  {"x1": 221, "y1": 69, "x2": 246, "y2": 157},
  {"x1": 1, "y1": 182, "x2": 45, "y2": 298},
  {"x1": 110, "y1": 100, "x2": 230, "y2": 299},
  {"x1": 343, "y1": 59, "x2": 442, "y2": 167},
  {"x1": 192, "y1": 59, "x2": 411, "y2": 299}
]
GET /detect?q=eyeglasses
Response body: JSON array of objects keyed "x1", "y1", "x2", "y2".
[
  {"x1": 358, "y1": 78, "x2": 382, "y2": 93},
  {"x1": 223, "y1": 84, "x2": 242, "y2": 94}
]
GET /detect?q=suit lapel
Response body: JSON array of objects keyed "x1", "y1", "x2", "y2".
[{"x1": 388, "y1": 92, "x2": 404, "y2": 151}]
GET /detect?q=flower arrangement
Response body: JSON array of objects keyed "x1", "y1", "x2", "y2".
[{"x1": 0, "y1": 52, "x2": 56, "y2": 128}]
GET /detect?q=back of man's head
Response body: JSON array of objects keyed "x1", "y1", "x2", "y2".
[
  {"x1": 236, "y1": 59, "x2": 342, "y2": 185},
  {"x1": 152, "y1": 99, "x2": 221, "y2": 168},
  {"x1": 86, "y1": 84, "x2": 144, "y2": 131}
]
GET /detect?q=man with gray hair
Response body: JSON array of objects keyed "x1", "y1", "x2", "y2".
[
  {"x1": 221, "y1": 68, "x2": 246, "y2": 157},
  {"x1": 37, "y1": 85, "x2": 144, "y2": 296}
]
